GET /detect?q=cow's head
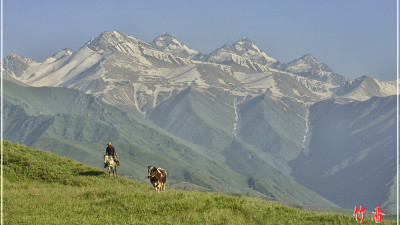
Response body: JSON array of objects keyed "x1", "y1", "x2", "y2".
[{"x1": 148, "y1": 166, "x2": 157, "y2": 178}]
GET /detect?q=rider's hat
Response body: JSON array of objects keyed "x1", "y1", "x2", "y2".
[{"x1": 107, "y1": 142, "x2": 111, "y2": 146}]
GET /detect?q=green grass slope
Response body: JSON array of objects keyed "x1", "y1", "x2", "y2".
[{"x1": 5, "y1": 141, "x2": 395, "y2": 224}]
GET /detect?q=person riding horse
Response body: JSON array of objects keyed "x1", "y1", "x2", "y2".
[{"x1": 105, "y1": 142, "x2": 120, "y2": 167}]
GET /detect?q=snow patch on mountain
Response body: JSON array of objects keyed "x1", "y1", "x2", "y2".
[
  {"x1": 52, "y1": 48, "x2": 74, "y2": 60},
  {"x1": 233, "y1": 72, "x2": 282, "y2": 96},
  {"x1": 145, "y1": 65, "x2": 207, "y2": 87},
  {"x1": 132, "y1": 83, "x2": 153, "y2": 115},
  {"x1": 334, "y1": 75, "x2": 397, "y2": 101},
  {"x1": 301, "y1": 109, "x2": 312, "y2": 157},
  {"x1": 233, "y1": 98, "x2": 239, "y2": 136},
  {"x1": 100, "y1": 77, "x2": 130, "y2": 92},
  {"x1": 153, "y1": 85, "x2": 180, "y2": 108},
  {"x1": 19, "y1": 46, "x2": 108, "y2": 87},
  {"x1": 375, "y1": 79, "x2": 397, "y2": 96}
]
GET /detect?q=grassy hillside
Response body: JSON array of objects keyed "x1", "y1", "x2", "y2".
[{"x1": 4, "y1": 141, "x2": 396, "y2": 224}]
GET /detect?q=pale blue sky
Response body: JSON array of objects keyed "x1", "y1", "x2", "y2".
[{"x1": 3, "y1": 0, "x2": 397, "y2": 80}]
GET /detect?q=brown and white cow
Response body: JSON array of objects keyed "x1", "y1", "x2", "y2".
[{"x1": 147, "y1": 166, "x2": 167, "y2": 192}]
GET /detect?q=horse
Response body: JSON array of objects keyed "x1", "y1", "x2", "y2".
[{"x1": 104, "y1": 155, "x2": 117, "y2": 177}]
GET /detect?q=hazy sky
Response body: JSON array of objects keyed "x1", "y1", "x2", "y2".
[{"x1": 3, "y1": 0, "x2": 397, "y2": 80}]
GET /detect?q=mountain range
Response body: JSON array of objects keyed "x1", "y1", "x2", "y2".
[{"x1": 3, "y1": 30, "x2": 397, "y2": 213}]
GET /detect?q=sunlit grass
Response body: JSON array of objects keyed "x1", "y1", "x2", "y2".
[{"x1": 3, "y1": 141, "x2": 396, "y2": 224}]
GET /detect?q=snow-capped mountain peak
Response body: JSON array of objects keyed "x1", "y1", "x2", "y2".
[
  {"x1": 298, "y1": 54, "x2": 319, "y2": 64},
  {"x1": 3, "y1": 52, "x2": 39, "y2": 78},
  {"x1": 151, "y1": 32, "x2": 200, "y2": 59},
  {"x1": 285, "y1": 54, "x2": 332, "y2": 73},
  {"x1": 282, "y1": 54, "x2": 348, "y2": 85},
  {"x1": 152, "y1": 32, "x2": 176, "y2": 47},
  {"x1": 3, "y1": 30, "x2": 396, "y2": 110},
  {"x1": 205, "y1": 37, "x2": 277, "y2": 69},
  {"x1": 233, "y1": 37, "x2": 258, "y2": 53},
  {"x1": 86, "y1": 30, "x2": 149, "y2": 53},
  {"x1": 232, "y1": 37, "x2": 277, "y2": 64},
  {"x1": 6, "y1": 52, "x2": 37, "y2": 63}
]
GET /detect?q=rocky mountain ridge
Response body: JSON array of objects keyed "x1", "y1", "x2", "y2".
[{"x1": 3, "y1": 30, "x2": 396, "y2": 114}]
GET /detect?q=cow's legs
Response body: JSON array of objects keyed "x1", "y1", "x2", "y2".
[{"x1": 155, "y1": 183, "x2": 162, "y2": 193}]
